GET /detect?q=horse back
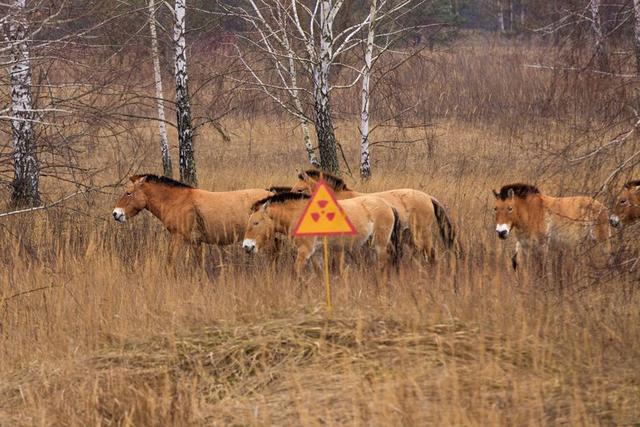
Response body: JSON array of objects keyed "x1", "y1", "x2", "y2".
[
  {"x1": 192, "y1": 188, "x2": 272, "y2": 245},
  {"x1": 369, "y1": 189, "x2": 435, "y2": 227},
  {"x1": 340, "y1": 196, "x2": 395, "y2": 236},
  {"x1": 543, "y1": 196, "x2": 610, "y2": 243}
]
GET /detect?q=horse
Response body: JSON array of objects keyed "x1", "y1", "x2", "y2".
[
  {"x1": 241, "y1": 192, "x2": 401, "y2": 276},
  {"x1": 112, "y1": 174, "x2": 272, "y2": 257},
  {"x1": 609, "y1": 180, "x2": 640, "y2": 228},
  {"x1": 493, "y1": 183, "x2": 610, "y2": 270},
  {"x1": 290, "y1": 170, "x2": 456, "y2": 262}
]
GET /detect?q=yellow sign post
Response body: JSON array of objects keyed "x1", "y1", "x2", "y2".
[{"x1": 293, "y1": 178, "x2": 356, "y2": 313}]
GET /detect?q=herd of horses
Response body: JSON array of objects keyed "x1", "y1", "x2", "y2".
[{"x1": 112, "y1": 170, "x2": 640, "y2": 273}]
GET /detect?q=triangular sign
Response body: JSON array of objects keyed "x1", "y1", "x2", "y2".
[{"x1": 293, "y1": 179, "x2": 357, "y2": 236}]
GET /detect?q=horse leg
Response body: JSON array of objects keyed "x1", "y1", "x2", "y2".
[
  {"x1": 511, "y1": 241, "x2": 521, "y2": 271},
  {"x1": 294, "y1": 241, "x2": 316, "y2": 277}
]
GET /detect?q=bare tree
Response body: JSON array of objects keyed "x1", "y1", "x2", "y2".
[
  {"x1": 232, "y1": 7, "x2": 319, "y2": 166},
  {"x1": 633, "y1": 0, "x2": 640, "y2": 73},
  {"x1": 3, "y1": 0, "x2": 40, "y2": 207},
  {"x1": 359, "y1": 0, "x2": 377, "y2": 179},
  {"x1": 589, "y1": 0, "x2": 609, "y2": 71},
  {"x1": 174, "y1": 0, "x2": 196, "y2": 185},
  {"x1": 224, "y1": 0, "x2": 423, "y2": 175},
  {"x1": 149, "y1": 0, "x2": 173, "y2": 177},
  {"x1": 497, "y1": 0, "x2": 506, "y2": 33}
]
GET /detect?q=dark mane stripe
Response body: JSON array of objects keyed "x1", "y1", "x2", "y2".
[
  {"x1": 251, "y1": 192, "x2": 310, "y2": 211},
  {"x1": 267, "y1": 186, "x2": 293, "y2": 193},
  {"x1": 300, "y1": 169, "x2": 350, "y2": 191},
  {"x1": 135, "y1": 174, "x2": 193, "y2": 189},
  {"x1": 624, "y1": 180, "x2": 640, "y2": 189},
  {"x1": 497, "y1": 183, "x2": 540, "y2": 200}
]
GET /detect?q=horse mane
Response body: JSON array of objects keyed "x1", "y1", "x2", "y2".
[
  {"x1": 134, "y1": 174, "x2": 193, "y2": 189},
  {"x1": 300, "y1": 169, "x2": 350, "y2": 191},
  {"x1": 497, "y1": 183, "x2": 540, "y2": 200},
  {"x1": 623, "y1": 180, "x2": 640, "y2": 189},
  {"x1": 251, "y1": 192, "x2": 310, "y2": 211},
  {"x1": 267, "y1": 186, "x2": 293, "y2": 193}
]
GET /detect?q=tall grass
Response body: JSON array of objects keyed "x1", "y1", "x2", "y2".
[{"x1": 1, "y1": 36, "x2": 639, "y2": 425}]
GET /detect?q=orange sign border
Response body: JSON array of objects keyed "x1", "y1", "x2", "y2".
[{"x1": 292, "y1": 178, "x2": 357, "y2": 237}]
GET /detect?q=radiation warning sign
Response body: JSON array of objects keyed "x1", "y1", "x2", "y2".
[{"x1": 293, "y1": 179, "x2": 356, "y2": 237}]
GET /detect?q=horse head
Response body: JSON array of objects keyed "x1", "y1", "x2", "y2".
[
  {"x1": 112, "y1": 175, "x2": 148, "y2": 222},
  {"x1": 242, "y1": 202, "x2": 276, "y2": 254},
  {"x1": 290, "y1": 169, "x2": 316, "y2": 194},
  {"x1": 610, "y1": 181, "x2": 640, "y2": 227},
  {"x1": 493, "y1": 188, "x2": 517, "y2": 239}
]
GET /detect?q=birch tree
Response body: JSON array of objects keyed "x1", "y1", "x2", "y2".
[
  {"x1": 359, "y1": 0, "x2": 377, "y2": 179},
  {"x1": 497, "y1": 0, "x2": 505, "y2": 33},
  {"x1": 222, "y1": 0, "x2": 422, "y2": 175},
  {"x1": 174, "y1": 0, "x2": 196, "y2": 185},
  {"x1": 589, "y1": 0, "x2": 609, "y2": 72},
  {"x1": 633, "y1": 0, "x2": 640, "y2": 73},
  {"x1": 149, "y1": 0, "x2": 173, "y2": 177},
  {"x1": 3, "y1": 0, "x2": 40, "y2": 207}
]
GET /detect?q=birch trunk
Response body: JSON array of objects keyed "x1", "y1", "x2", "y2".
[
  {"x1": 313, "y1": 0, "x2": 340, "y2": 174},
  {"x1": 149, "y1": 0, "x2": 173, "y2": 178},
  {"x1": 5, "y1": 0, "x2": 40, "y2": 207},
  {"x1": 497, "y1": 1, "x2": 505, "y2": 33},
  {"x1": 519, "y1": 0, "x2": 525, "y2": 30},
  {"x1": 174, "y1": 0, "x2": 196, "y2": 185},
  {"x1": 359, "y1": 0, "x2": 376, "y2": 180},
  {"x1": 508, "y1": 0, "x2": 513, "y2": 32},
  {"x1": 283, "y1": 32, "x2": 319, "y2": 166},
  {"x1": 589, "y1": 0, "x2": 609, "y2": 72},
  {"x1": 633, "y1": 0, "x2": 640, "y2": 73}
]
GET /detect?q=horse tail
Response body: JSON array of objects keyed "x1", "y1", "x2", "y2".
[
  {"x1": 431, "y1": 198, "x2": 456, "y2": 251},
  {"x1": 390, "y1": 207, "x2": 403, "y2": 266}
]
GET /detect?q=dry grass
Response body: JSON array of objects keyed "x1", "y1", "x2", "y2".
[{"x1": 1, "y1": 35, "x2": 640, "y2": 426}]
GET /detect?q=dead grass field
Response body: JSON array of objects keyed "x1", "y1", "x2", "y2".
[{"x1": 1, "y1": 35, "x2": 640, "y2": 426}]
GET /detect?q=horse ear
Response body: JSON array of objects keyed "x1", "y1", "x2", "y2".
[
  {"x1": 298, "y1": 169, "x2": 310, "y2": 181},
  {"x1": 130, "y1": 175, "x2": 146, "y2": 185},
  {"x1": 507, "y1": 188, "x2": 515, "y2": 199},
  {"x1": 492, "y1": 189, "x2": 499, "y2": 199}
]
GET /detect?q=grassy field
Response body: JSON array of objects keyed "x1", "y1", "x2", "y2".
[{"x1": 1, "y1": 35, "x2": 640, "y2": 425}]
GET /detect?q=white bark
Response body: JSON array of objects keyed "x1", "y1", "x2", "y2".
[
  {"x1": 359, "y1": 0, "x2": 376, "y2": 180},
  {"x1": 5, "y1": 0, "x2": 40, "y2": 206},
  {"x1": 223, "y1": 0, "x2": 418, "y2": 174},
  {"x1": 633, "y1": 0, "x2": 640, "y2": 73},
  {"x1": 149, "y1": 0, "x2": 173, "y2": 178},
  {"x1": 313, "y1": 0, "x2": 340, "y2": 173},
  {"x1": 589, "y1": 0, "x2": 609, "y2": 71},
  {"x1": 174, "y1": 0, "x2": 196, "y2": 185},
  {"x1": 281, "y1": 22, "x2": 319, "y2": 166},
  {"x1": 497, "y1": 1, "x2": 505, "y2": 33}
]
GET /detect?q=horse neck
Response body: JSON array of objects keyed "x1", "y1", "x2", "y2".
[
  {"x1": 335, "y1": 189, "x2": 361, "y2": 199},
  {"x1": 143, "y1": 183, "x2": 191, "y2": 225},
  {"x1": 516, "y1": 195, "x2": 545, "y2": 235},
  {"x1": 268, "y1": 201, "x2": 306, "y2": 234}
]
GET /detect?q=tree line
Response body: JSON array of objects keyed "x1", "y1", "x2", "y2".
[{"x1": 2, "y1": 0, "x2": 640, "y2": 208}]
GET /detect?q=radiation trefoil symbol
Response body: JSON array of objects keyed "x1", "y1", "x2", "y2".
[{"x1": 293, "y1": 179, "x2": 357, "y2": 236}]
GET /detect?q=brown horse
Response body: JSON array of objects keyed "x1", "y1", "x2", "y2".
[
  {"x1": 242, "y1": 192, "x2": 401, "y2": 275},
  {"x1": 609, "y1": 180, "x2": 640, "y2": 228},
  {"x1": 290, "y1": 170, "x2": 456, "y2": 262},
  {"x1": 493, "y1": 183, "x2": 610, "y2": 269},
  {"x1": 112, "y1": 174, "x2": 272, "y2": 255}
]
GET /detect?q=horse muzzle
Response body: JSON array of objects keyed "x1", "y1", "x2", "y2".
[
  {"x1": 242, "y1": 239, "x2": 257, "y2": 254},
  {"x1": 112, "y1": 208, "x2": 126, "y2": 223},
  {"x1": 609, "y1": 214, "x2": 621, "y2": 228},
  {"x1": 496, "y1": 224, "x2": 510, "y2": 240}
]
